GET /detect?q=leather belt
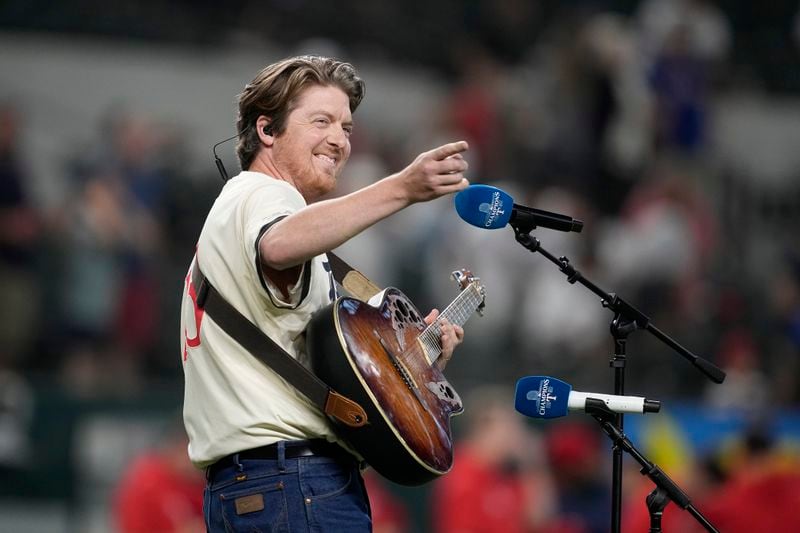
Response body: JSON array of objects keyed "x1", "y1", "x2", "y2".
[{"x1": 207, "y1": 440, "x2": 354, "y2": 478}]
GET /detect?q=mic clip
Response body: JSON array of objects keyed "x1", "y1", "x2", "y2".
[
  {"x1": 512, "y1": 224, "x2": 541, "y2": 251},
  {"x1": 585, "y1": 397, "x2": 618, "y2": 422},
  {"x1": 584, "y1": 397, "x2": 661, "y2": 422}
]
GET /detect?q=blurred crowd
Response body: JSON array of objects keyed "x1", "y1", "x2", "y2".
[{"x1": 2, "y1": 0, "x2": 800, "y2": 531}]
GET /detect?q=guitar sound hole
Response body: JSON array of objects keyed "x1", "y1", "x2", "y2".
[{"x1": 396, "y1": 300, "x2": 409, "y2": 316}]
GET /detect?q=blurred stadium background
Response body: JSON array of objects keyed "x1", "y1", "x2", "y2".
[{"x1": 2, "y1": 1, "x2": 800, "y2": 531}]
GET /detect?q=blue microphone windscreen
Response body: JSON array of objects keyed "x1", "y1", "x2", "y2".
[
  {"x1": 454, "y1": 184, "x2": 514, "y2": 229},
  {"x1": 514, "y1": 376, "x2": 572, "y2": 419}
]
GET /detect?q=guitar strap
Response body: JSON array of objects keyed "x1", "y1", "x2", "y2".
[
  {"x1": 326, "y1": 253, "x2": 381, "y2": 302},
  {"x1": 190, "y1": 253, "x2": 376, "y2": 428}
]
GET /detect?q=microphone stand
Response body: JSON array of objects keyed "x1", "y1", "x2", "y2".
[
  {"x1": 511, "y1": 225, "x2": 725, "y2": 533},
  {"x1": 585, "y1": 399, "x2": 719, "y2": 533}
]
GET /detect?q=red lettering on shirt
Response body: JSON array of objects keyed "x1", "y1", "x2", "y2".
[{"x1": 182, "y1": 262, "x2": 205, "y2": 360}]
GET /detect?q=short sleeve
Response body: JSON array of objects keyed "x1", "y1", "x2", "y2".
[{"x1": 239, "y1": 180, "x2": 309, "y2": 308}]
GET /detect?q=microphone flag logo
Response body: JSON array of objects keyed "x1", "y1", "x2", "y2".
[
  {"x1": 478, "y1": 191, "x2": 506, "y2": 228},
  {"x1": 515, "y1": 376, "x2": 572, "y2": 419},
  {"x1": 527, "y1": 378, "x2": 558, "y2": 416}
]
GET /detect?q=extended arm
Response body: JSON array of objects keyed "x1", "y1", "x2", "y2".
[{"x1": 260, "y1": 141, "x2": 469, "y2": 270}]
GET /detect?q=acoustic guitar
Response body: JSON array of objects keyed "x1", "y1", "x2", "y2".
[{"x1": 306, "y1": 269, "x2": 486, "y2": 486}]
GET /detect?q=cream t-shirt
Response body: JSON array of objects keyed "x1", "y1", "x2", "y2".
[{"x1": 180, "y1": 171, "x2": 339, "y2": 468}]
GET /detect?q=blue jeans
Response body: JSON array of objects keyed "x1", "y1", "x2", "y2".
[{"x1": 204, "y1": 441, "x2": 372, "y2": 532}]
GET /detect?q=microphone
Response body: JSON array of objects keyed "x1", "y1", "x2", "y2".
[
  {"x1": 514, "y1": 376, "x2": 660, "y2": 419},
  {"x1": 454, "y1": 184, "x2": 583, "y2": 233}
]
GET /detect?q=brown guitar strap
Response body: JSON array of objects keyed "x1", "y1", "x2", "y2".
[
  {"x1": 190, "y1": 253, "x2": 374, "y2": 428},
  {"x1": 326, "y1": 253, "x2": 381, "y2": 301}
]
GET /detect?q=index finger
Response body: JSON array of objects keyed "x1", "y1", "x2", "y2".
[{"x1": 429, "y1": 140, "x2": 469, "y2": 161}]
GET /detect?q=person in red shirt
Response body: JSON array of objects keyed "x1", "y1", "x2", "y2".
[
  {"x1": 623, "y1": 426, "x2": 800, "y2": 533},
  {"x1": 430, "y1": 385, "x2": 556, "y2": 533},
  {"x1": 697, "y1": 427, "x2": 800, "y2": 533},
  {"x1": 362, "y1": 469, "x2": 411, "y2": 533},
  {"x1": 112, "y1": 424, "x2": 205, "y2": 533}
]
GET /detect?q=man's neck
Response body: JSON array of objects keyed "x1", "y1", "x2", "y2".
[{"x1": 249, "y1": 154, "x2": 296, "y2": 190}]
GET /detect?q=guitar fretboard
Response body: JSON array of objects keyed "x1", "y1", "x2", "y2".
[{"x1": 418, "y1": 284, "x2": 483, "y2": 361}]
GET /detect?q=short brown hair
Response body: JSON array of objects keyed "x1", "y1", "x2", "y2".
[{"x1": 235, "y1": 55, "x2": 365, "y2": 170}]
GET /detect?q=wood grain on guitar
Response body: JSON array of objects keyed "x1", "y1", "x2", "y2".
[{"x1": 307, "y1": 270, "x2": 486, "y2": 485}]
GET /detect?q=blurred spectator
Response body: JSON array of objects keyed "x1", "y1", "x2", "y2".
[
  {"x1": 625, "y1": 420, "x2": 800, "y2": 532},
  {"x1": 765, "y1": 264, "x2": 800, "y2": 404},
  {"x1": 541, "y1": 420, "x2": 610, "y2": 533},
  {"x1": 112, "y1": 421, "x2": 205, "y2": 533},
  {"x1": 524, "y1": 13, "x2": 619, "y2": 208},
  {"x1": 57, "y1": 175, "x2": 129, "y2": 343},
  {"x1": 580, "y1": 13, "x2": 654, "y2": 187},
  {"x1": 431, "y1": 385, "x2": 556, "y2": 533},
  {"x1": 445, "y1": 41, "x2": 506, "y2": 179},
  {"x1": 0, "y1": 102, "x2": 42, "y2": 367},
  {"x1": 597, "y1": 157, "x2": 717, "y2": 315},
  {"x1": 574, "y1": 12, "x2": 655, "y2": 213},
  {"x1": 648, "y1": 23, "x2": 711, "y2": 154},
  {"x1": 55, "y1": 175, "x2": 143, "y2": 395},
  {"x1": 704, "y1": 328, "x2": 770, "y2": 413},
  {"x1": 55, "y1": 113, "x2": 172, "y2": 391},
  {"x1": 94, "y1": 114, "x2": 167, "y2": 357},
  {"x1": 636, "y1": 0, "x2": 732, "y2": 65},
  {"x1": 636, "y1": 1, "x2": 730, "y2": 155},
  {"x1": 514, "y1": 186, "x2": 610, "y2": 386},
  {"x1": 696, "y1": 425, "x2": 800, "y2": 532},
  {"x1": 362, "y1": 470, "x2": 411, "y2": 533}
]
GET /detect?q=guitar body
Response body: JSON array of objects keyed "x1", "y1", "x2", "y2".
[{"x1": 307, "y1": 288, "x2": 464, "y2": 486}]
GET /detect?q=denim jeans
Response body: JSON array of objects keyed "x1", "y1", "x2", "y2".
[{"x1": 204, "y1": 441, "x2": 372, "y2": 532}]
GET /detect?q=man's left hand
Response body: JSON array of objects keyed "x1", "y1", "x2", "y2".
[{"x1": 424, "y1": 309, "x2": 464, "y2": 370}]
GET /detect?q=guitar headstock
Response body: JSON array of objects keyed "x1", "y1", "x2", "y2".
[{"x1": 451, "y1": 269, "x2": 487, "y2": 316}]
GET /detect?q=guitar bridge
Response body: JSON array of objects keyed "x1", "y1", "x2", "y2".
[{"x1": 376, "y1": 333, "x2": 418, "y2": 392}]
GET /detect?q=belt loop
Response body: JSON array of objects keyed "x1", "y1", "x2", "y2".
[
  {"x1": 277, "y1": 441, "x2": 286, "y2": 472},
  {"x1": 233, "y1": 452, "x2": 248, "y2": 481}
]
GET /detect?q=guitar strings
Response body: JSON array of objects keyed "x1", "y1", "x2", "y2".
[{"x1": 412, "y1": 285, "x2": 483, "y2": 365}]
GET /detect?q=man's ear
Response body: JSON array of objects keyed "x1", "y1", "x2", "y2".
[{"x1": 256, "y1": 116, "x2": 274, "y2": 146}]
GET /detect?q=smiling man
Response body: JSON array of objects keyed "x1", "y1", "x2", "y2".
[{"x1": 180, "y1": 56, "x2": 469, "y2": 532}]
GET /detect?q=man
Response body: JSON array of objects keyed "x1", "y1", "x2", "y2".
[{"x1": 180, "y1": 55, "x2": 467, "y2": 532}]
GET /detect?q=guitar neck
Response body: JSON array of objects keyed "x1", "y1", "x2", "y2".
[{"x1": 418, "y1": 285, "x2": 483, "y2": 360}]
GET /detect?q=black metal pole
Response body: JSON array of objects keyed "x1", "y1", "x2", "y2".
[{"x1": 609, "y1": 314, "x2": 638, "y2": 533}]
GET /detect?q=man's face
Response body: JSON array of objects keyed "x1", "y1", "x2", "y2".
[{"x1": 271, "y1": 84, "x2": 353, "y2": 201}]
